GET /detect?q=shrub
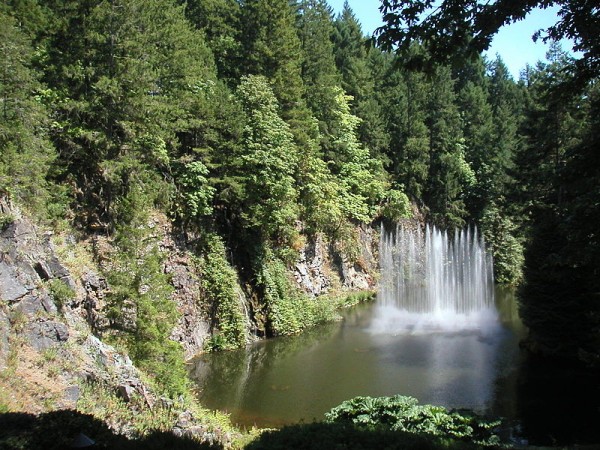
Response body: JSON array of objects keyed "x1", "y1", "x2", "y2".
[
  {"x1": 325, "y1": 395, "x2": 503, "y2": 447},
  {"x1": 47, "y1": 279, "x2": 75, "y2": 308},
  {"x1": 0, "y1": 212, "x2": 14, "y2": 230},
  {"x1": 199, "y1": 234, "x2": 247, "y2": 351}
]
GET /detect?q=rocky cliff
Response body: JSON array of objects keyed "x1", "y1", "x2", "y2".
[
  {"x1": 0, "y1": 191, "x2": 377, "y2": 444},
  {"x1": 0, "y1": 194, "x2": 236, "y2": 445}
]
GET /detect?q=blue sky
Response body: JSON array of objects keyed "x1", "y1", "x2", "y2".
[{"x1": 327, "y1": 0, "x2": 573, "y2": 79}]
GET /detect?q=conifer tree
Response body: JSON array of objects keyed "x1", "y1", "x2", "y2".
[
  {"x1": 41, "y1": 0, "x2": 217, "y2": 226},
  {"x1": 425, "y1": 66, "x2": 474, "y2": 227},
  {"x1": 381, "y1": 53, "x2": 430, "y2": 201},
  {"x1": 0, "y1": 10, "x2": 61, "y2": 219},
  {"x1": 332, "y1": 2, "x2": 387, "y2": 156},
  {"x1": 240, "y1": 0, "x2": 312, "y2": 140},
  {"x1": 296, "y1": 0, "x2": 340, "y2": 136},
  {"x1": 182, "y1": 0, "x2": 241, "y2": 83}
]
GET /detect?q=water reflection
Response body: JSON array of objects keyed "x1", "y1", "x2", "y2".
[{"x1": 190, "y1": 289, "x2": 599, "y2": 446}]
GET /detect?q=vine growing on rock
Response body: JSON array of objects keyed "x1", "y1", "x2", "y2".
[{"x1": 198, "y1": 233, "x2": 247, "y2": 351}]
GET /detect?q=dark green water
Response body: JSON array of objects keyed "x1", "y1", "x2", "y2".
[{"x1": 190, "y1": 288, "x2": 599, "y2": 446}]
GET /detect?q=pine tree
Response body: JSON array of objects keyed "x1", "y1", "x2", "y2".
[
  {"x1": 381, "y1": 52, "x2": 430, "y2": 201},
  {"x1": 518, "y1": 45, "x2": 596, "y2": 363},
  {"x1": 425, "y1": 66, "x2": 474, "y2": 227},
  {"x1": 0, "y1": 9, "x2": 62, "y2": 220},
  {"x1": 332, "y1": 2, "x2": 388, "y2": 156},
  {"x1": 182, "y1": 0, "x2": 241, "y2": 83},
  {"x1": 41, "y1": 0, "x2": 217, "y2": 227},
  {"x1": 240, "y1": 0, "x2": 308, "y2": 125},
  {"x1": 296, "y1": 0, "x2": 340, "y2": 135}
]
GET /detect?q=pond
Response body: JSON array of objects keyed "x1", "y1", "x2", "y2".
[{"x1": 190, "y1": 288, "x2": 600, "y2": 446}]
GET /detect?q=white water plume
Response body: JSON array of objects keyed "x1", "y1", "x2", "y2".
[{"x1": 373, "y1": 223, "x2": 498, "y2": 335}]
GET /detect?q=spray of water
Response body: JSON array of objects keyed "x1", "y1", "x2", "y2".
[{"x1": 372, "y1": 223, "x2": 498, "y2": 335}]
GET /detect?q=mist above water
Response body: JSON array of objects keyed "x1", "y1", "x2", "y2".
[{"x1": 374, "y1": 223, "x2": 498, "y2": 335}]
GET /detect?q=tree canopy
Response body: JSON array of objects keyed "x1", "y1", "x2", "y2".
[{"x1": 376, "y1": 0, "x2": 599, "y2": 85}]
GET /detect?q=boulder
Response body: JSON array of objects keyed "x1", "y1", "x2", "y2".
[
  {"x1": 0, "y1": 261, "x2": 29, "y2": 302},
  {"x1": 25, "y1": 319, "x2": 69, "y2": 351}
]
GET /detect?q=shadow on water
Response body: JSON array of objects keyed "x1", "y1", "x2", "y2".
[
  {"x1": 491, "y1": 289, "x2": 600, "y2": 447},
  {"x1": 494, "y1": 353, "x2": 600, "y2": 447}
]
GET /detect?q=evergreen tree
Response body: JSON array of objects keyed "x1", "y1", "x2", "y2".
[
  {"x1": 0, "y1": 9, "x2": 62, "y2": 220},
  {"x1": 425, "y1": 66, "x2": 474, "y2": 227},
  {"x1": 518, "y1": 46, "x2": 596, "y2": 363},
  {"x1": 240, "y1": 0, "x2": 313, "y2": 143},
  {"x1": 381, "y1": 53, "x2": 430, "y2": 201},
  {"x1": 40, "y1": 0, "x2": 217, "y2": 227},
  {"x1": 456, "y1": 59, "x2": 495, "y2": 219},
  {"x1": 332, "y1": 2, "x2": 388, "y2": 157},
  {"x1": 296, "y1": 0, "x2": 340, "y2": 136},
  {"x1": 182, "y1": 0, "x2": 241, "y2": 83},
  {"x1": 106, "y1": 185, "x2": 187, "y2": 396}
]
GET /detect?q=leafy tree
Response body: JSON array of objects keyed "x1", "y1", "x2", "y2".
[
  {"x1": 376, "y1": 0, "x2": 600, "y2": 86},
  {"x1": 329, "y1": 89, "x2": 387, "y2": 223},
  {"x1": 235, "y1": 75, "x2": 300, "y2": 247}
]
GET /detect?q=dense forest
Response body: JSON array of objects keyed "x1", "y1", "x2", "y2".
[{"x1": 1, "y1": 0, "x2": 598, "y2": 400}]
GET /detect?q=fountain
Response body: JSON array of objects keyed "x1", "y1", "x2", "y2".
[{"x1": 373, "y1": 222, "x2": 498, "y2": 334}]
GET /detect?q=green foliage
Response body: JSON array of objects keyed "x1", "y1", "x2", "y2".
[
  {"x1": 46, "y1": 279, "x2": 75, "y2": 309},
  {"x1": 105, "y1": 187, "x2": 187, "y2": 397},
  {"x1": 381, "y1": 189, "x2": 411, "y2": 222},
  {"x1": 240, "y1": 0, "x2": 312, "y2": 142},
  {"x1": 236, "y1": 75, "x2": 300, "y2": 246},
  {"x1": 376, "y1": 0, "x2": 599, "y2": 87},
  {"x1": 325, "y1": 395, "x2": 503, "y2": 447},
  {"x1": 329, "y1": 89, "x2": 386, "y2": 223},
  {"x1": 332, "y1": 3, "x2": 389, "y2": 156},
  {"x1": 297, "y1": 0, "x2": 341, "y2": 131},
  {"x1": 198, "y1": 234, "x2": 247, "y2": 351},
  {"x1": 0, "y1": 213, "x2": 15, "y2": 230},
  {"x1": 182, "y1": 0, "x2": 242, "y2": 83},
  {"x1": 177, "y1": 161, "x2": 215, "y2": 219},
  {"x1": 255, "y1": 249, "x2": 340, "y2": 336},
  {"x1": 518, "y1": 72, "x2": 600, "y2": 365},
  {"x1": 425, "y1": 67, "x2": 472, "y2": 228},
  {"x1": 0, "y1": 10, "x2": 67, "y2": 224},
  {"x1": 481, "y1": 205, "x2": 524, "y2": 285}
]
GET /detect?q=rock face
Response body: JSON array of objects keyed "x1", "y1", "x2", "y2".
[
  {"x1": 294, "y1": 234, "x2": 331, "y2": 297},
  {"x1": 294, "y1": 227, "x2": 377, "y2": 297},
  {"x1": 159, "y1": 227, "x2": 212, "y2": 360},
  {"x1": 24, "y1": 319, "x2": 69, "y2": 351},
  {"x1": 0, "y1": 197, "x2": 73, "y2": 353},
  {"x1": 0, "y1": 194, "x2": 229, "y2": 446}
]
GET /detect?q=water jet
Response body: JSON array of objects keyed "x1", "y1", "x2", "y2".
[{"x1": 374, "y1": 223, "x2": 498, "y2": 335}]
